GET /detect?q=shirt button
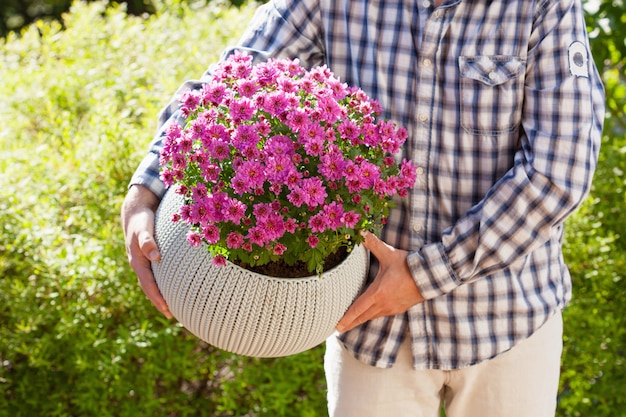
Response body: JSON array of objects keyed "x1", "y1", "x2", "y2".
[
  {"x1": 423, "y1": 0, "x2": 431, "y2": 7},
  {"x1": 423, "y1": 58, "x2": 432, "y2": 67},
  {"x1": 413, "y1": 224, "x2": 423, "y2": 232},
  {"x1": 416, "y1": 167, "x2": 424, "y2": 176},
  {"x1": 488, "y1": 71, "x2": 498, "y2": 81},
  {"x1": 418, "y1": 113, "x2": 429, "y2": 123}
]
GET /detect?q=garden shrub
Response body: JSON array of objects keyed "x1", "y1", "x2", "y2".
[
  {"x1": 560, "y1": 199, "x2": 626, "y2": 417},
  {"x1": 0, "y1": 0, "x2": 624, "y2": 416},
  {"x1": 559, "y1": 118, "x2": 626, "y2": 415},
  {"x1": 558, "y1": 7, "x2": 626, "y2": 412},
  {"x1": 0, "y1": 1, "x2": 327, "y2": 416}
]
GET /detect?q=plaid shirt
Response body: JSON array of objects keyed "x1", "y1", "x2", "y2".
[{"x1": 131, "y1": 0, "x2": 605, "y2": 369}]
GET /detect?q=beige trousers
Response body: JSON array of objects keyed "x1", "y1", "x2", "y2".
[{"x1": 325, "y1": 312, "x2": 563, "y2": 417}]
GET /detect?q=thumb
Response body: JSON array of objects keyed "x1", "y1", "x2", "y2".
[
  {"x1": 138, "y1": 229, "x2": 161, "y2": 262},
  {"x1": 360, "y1": 230, "x2": 390, "y2": 260}
]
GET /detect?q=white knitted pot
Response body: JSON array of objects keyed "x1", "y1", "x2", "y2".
[{"x1": 152, "y1": 189, "x2": 368, "y2": 358}]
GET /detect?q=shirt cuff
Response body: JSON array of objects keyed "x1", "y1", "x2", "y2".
[
  {"x1": 407, "y1": 242, "x2": 461, "y2": 300},
  {"x1": 129, "y1": 151, "x2": 166, "y2": 200}
]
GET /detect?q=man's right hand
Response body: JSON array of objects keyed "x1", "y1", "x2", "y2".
[{"x1": 121, "y1": 184, "x2": 173, "y2": 319}]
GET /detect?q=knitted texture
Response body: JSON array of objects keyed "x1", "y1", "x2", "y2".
[{"x1": 152, "y1": 190, "x2": 368, "y2": 357}]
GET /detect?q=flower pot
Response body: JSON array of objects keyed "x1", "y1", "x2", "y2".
[{"x1": 152, "y1": 189, "x2": 369, "y2": 358}]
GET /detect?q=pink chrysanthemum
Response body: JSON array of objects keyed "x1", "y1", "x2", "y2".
[
  {"x1": 232, "y1": 124, "x2": 260, "y2": 149},
  {"x1": 319, "y1": 151, "x2": 346, "y2": 181},
  {"x1": 323, "y1": 201, "x2": 345, "y2": 230},
  {"x1": 301, "y1": 177, "x2": 327, "y2": 208},
  {"x1": 286, "y1": 108, "x2": 310, "y2": 131},
  {"x1": 341, "y1": 211, "x2": 361, "y2": 228},
  {"x1": 252, "y1": 203, "x2": 272, "y2": 220},
  {"x1": 201, "y1": 81, "x2": 228, "y2": 106},
  {"x1": 287, "y1": 187, "x2": 306, "y2": 207},
  {"x1": 259, "y1": 213, "x2": 286, "y2": 240},
  {"x1": 160, "y1": 54, "x2": 418, "y2": 273},
  {"x1": 224, "y1": 198, "x2": 246, "y2": 224},
  {"x1": 229, "y1": 98, "x2": 255, "y2": 123},
  {"x1": 262, "y1": 91, "x2": 290, "y2": 116},
  {"x1": 180, "y1": 90, "x2": 200, "y2": 118},
  {"x1": 308, "y1": 213, "x2": 327, "y2": 233},
  {"x1": 201, "y1": 224, "x2": 220, "y2": 244},
  {"x1": 234, "y1": 160, "x2": 265, "y2": 191},
  {"x1": 237, "y1": 79, "x2": 257, "y2": 97},
  {"x1": 186, "y1": 231, "x2": 203, "y2": 247},
  {"x1": 212, "y1": 254, "x2": 227, "y2": 266},
  {"x1": 226, "y1": 232, "x2": 245, "y2": 249},
  {"x1": 273, "y1": 243, "x2": 287, "y2": 255},
  {"x1": 247, "y1": 226, "x2": 269, "y2": 247}
]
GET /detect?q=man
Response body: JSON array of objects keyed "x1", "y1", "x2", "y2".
[{"x1": 122, "y1": 0, "x2": 605, "y2": 414}]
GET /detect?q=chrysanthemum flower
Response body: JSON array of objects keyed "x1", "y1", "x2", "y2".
[{"x1": 161, "y1": 54, "x2": 418, "y2": 274}]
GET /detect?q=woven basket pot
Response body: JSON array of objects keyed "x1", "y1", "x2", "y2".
[{"x1": 152, "y1": 189, "x2": 368, "y2": 358}]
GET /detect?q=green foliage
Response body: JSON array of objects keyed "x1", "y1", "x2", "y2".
[
  {"x1": 583, "y1": 0, "x2": 626, "y2": 136},
  {"x1": 558, "y1": 101, "x2": 626, "y2": 416},
  {"x1": 560, "y1": 199, "x2": 626, "y2": 417},
  {"x1": 0, "y1": 0, "x2": 256, "y2": 38},
  {"x1": 557, "y1": 2, "x2": 626, "y2": 416},
  {"x1": 0, "y1": 0, "x2": 624, "y2": 416},
  {"x1": 0, "y1": 1, "x2": 327, "y2": 415},
  {"x1": 0, "y1": 0, "x2": 156, "y2": 38}
]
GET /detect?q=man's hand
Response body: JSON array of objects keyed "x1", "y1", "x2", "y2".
[
  {"x1": 121, "y1": 185, "x2": 172, "y2": 319},
  {"x1": 336, "y1": 232, "x2": 424, "y2": 333}
]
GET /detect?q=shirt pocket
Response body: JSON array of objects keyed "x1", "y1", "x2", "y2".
[{"x1": 458, "y1": 55, "x2": 526, "y2": 136}]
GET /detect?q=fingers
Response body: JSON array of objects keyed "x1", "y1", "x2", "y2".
[
  {"x1": 132, "y1": 254, "x2": 173, "y2": 319},
  {"x1": 122, "y1": 185, "x2": 172, "y2": 319},
  {"x1": 133, "y1": 222, "x2": 172, "y2": 318},
  {"x1": 337, "y1": 275, "x2": 410, "y2": 333},
  {"x1": 337, "y1": 232, "x2": 424, "y2": 333},
  {"x1": 138, "y1": 229, "x2": 161, "y2": 262},
  {"x1": 336, "y1": 284, "x2": 381, "y2": 333},
  {"x1": 127, "y1": 227, "x2": 172, "y2": 319},
  {"x1": 360, "y1": 230, "x2": 390, "y2": 258}
]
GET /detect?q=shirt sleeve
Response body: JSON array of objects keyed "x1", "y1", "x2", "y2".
[
  {"x1": 129, "y1": 0, "x2": 326, "y2": 198},
  {"x1": 408, "y1": 0, "x2": 605, "y2": 300}
]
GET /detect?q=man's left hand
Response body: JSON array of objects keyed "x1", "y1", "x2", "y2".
[{"x1": 336, "y1": 232, "x2": 425, "y2": 333}]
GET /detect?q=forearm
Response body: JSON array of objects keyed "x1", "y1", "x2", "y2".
[{"x1": 121, "y1": 184, "x2": 160, "y2": 228}]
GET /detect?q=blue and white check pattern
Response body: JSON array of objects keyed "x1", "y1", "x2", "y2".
[{"x1": 131, "y1": 0, "x2": 605, "y2": 369}]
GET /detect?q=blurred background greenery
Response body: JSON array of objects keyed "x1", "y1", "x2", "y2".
[{"x1": 0, "y1": 0, "x2": 624, "y2": 416}]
